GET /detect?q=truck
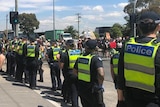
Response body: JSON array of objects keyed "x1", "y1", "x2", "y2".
[
  {"x1": 60, "y1": 33, "x2": 73, "y2": 41},
  {"x1": 44, "y1": 30, "x2": 64, "y2": 41}
]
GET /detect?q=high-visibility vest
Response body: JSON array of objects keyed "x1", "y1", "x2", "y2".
[
  {"x1": 124, "y1": 37, "x2": 159, "y2": 93},
  {"x1": 112, "y1": 52, "x2": 119, "y2": 75},
  {"x1": 27, "y1": 44, "x2": 36, "y2": 57},
  {"x1": 13, "y1": 41, "x2": 18, "y2": 52},
  {"x1": 77, "y1": 54, "x2": 94, "y2": 82},
  {"x1": 68, "y1": 49, "x2": 81, "y2": 69},
  {"x1": 18, "y1": 42, "x2": 24, "y2": 55},
  {"x1": 52, "y1": 46, "x2": 60, "y2": 61}
]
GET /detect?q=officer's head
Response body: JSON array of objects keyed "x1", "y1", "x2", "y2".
[
  {"x1": 84, "y1": 39, "x2": 97, "y2": 52},
  {"x1": 137, "y1": 11, "x2": 160, "y2": 35},
  {"x1": 29, "y1": 37, "x2": 35, "y2": 43},
  {"x1": 51, "y1": 40, "x2": 57, "y2": 47},
  {"x1": 65, "y1": 39, "x2": 74, "y2": 49}
]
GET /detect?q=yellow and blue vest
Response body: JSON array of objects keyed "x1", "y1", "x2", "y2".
[
  {"x1": 112, "y1": 51, "x2": 120, "y2": 75},
  {"x1": 52, "y1": 46, "x2": 60, "y2": 61},
  {"x1": 68, "y1": 49, "x2": 81, "y2": 69},
  {"x1": 27, "y1": 44, "x2": 36, "y2": 57},
  {"x1": 77, "y1": 54, "x2": 94, "y2": 82},
  {"x1": 124, "y1": 37, "x2": 160, "y2": 93},
  {"x1": 18, "y1": 42, "x2": 24, "y2": 55}
]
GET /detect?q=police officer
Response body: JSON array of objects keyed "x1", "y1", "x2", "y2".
[
  {"x1": 25, "y1": 38, "x2": 39, "y2": 89},
  {"x1": 60, "y1": 39, "x2": 81, "y2": 107},
  {"x1": 6, "y1": 40, "x2": 14, "y2": 76},
  {"x1": 15, "y1": 36, "x2": 27, "y2": 82},
  {"x1": 73, "y1": 39, "x2": 105, "y2": 107},
  {"x1": 117, "y1": 11, "x2": 160, "y2": 107},
  {"x1": 110, "y1": 49, "x2": 120, "y2": 89},
  {"x1": 46, "y1": 40, "x2": 62, "y2": 90}
]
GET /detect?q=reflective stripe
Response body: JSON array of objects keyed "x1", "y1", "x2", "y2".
[
  {"x1": 124, "y1": 37, "x2": 158, "y2": 93},
  {"x1": 124, "y1": 62, "x2": 154, "y2": 75},
  {"x1": 68, "y1": 49, "x2": 81, "y2": 69},
  {"x1": 70, "y1": 60, "x2": 77, "y2": 63},
  {"x1": 79, "y1": 69, "x2": 90, "y2": 74},
  {"x1": 113, "y1": 64, "x2": 118, "y2": 68},
  {"x1": 113, "y1": 53, "x2": 119, "y2": 75},
  {"x1": 52, "y1": 47, "x2": 60, "y2": 61},
  {"x1": 18, "y1": 43, "x2": 24, "y2": 55},
  {"x1": 126, "y1": 81, "x2": 155, "y2": 92},
  {"x1": 78, "y1": 54, "x2": 94, "y2": 82},
  {"x1": 27, "y1": 45, "x2": 35, "y2": 57}
]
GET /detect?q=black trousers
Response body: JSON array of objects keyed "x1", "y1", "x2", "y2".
[
  {"x1": 26, "y1": 59, "x2": 38, "y2": 88},
  {"x1": 78, "y1": 88, "x2": 105, "y2": 107},
  {"x1": 50, "y1": 61, "x2": 62, "y2": 89},
  {"x1": 6, "y1": 51, "x2": 16, "y2": 76},
  {"x1": 15, "y1": 54, "x2": 24, "y2": 81}
]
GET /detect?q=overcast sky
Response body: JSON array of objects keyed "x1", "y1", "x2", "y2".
[{"x1": 0, "y1": 0, "x2": 128, "y2": 33}]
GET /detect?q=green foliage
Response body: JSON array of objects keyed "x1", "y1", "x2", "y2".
[
  {"x1": 19, "y1": 13, "x2": 40, "y2": 36},
  {"x1": 110, "y1": 23, "x2": 123, "y2": 38},
  {"x1": 64, "y1": 26, "x2": 78, "y2": 39},
  {"x1": 123, "y1": 0, "x2": 160, "y2": 37}
]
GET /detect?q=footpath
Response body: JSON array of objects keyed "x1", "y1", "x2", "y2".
[{"x1": 0, "y1": 61, "x2": 117, "y2": 107}]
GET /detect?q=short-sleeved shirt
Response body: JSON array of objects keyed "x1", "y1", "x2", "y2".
[
  {"x1": 74, "y1": 52, "x2": 103, "y2": 93},
  {"x1": 117, "y1": 36, "x2": 160, "y2": 98},
  {"x1": 60, "y1": 50, "x2": 69, "y2": 76}
]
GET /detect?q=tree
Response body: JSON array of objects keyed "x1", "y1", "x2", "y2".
[
  {"x1": 64, "y1": 26, "x2": 77, "y2": 39},
  {"x1": 124, "y1": 0, "x2": 160, "y2": 15},
  {"x1": 19, "y1": 13, "x2": 40, "y2": 36},
  {"x1": 109, "y1": 23, "x2": 123, "y2": 38},
  {"x1": 122, "y1": 0, "x2": 160, "y2": 37}
]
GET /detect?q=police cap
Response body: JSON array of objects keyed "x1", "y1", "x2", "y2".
[
  {"x1": 138, "y1": 11, "x2": 160, "y2": 24},
  {"x1": 66, "y1": 39, "x2": 74, "y2": 47},
  {"x1": 50, "y1": 40, "x2": 57, "y2": 45},
  {"x1": 85, "y1": 39, "x2": 97, "y2": 49}
]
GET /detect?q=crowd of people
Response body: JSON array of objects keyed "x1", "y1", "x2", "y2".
[
  {"x1": 0, "y1": 11, "x2": 159, "y2": 107},
  {"x1": 0, "y1": 34, "x2": 106, "y2": 107}
]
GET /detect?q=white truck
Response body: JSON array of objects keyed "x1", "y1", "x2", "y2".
[{"x1": 60, "y1": 33, "x2": 72, "y2": 41}]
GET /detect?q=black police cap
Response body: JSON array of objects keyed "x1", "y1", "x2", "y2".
[
  {"x1": 66, "y1": 39, "x2": 74, "y2": 46},
  {"x1": 85, "y1": 39, "x2": 97, "y2": 49}
]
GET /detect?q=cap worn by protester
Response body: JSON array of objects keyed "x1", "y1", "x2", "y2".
[
  {"x1": 138, "y1": 11, "x2": 160, "y2": 24},
  {"x1": 85, "y1": 39, "x2": 97, "y2": 49}
]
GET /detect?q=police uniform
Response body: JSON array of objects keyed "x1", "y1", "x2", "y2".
[
  {"x1": 47, "y1": 42, "x2": 62, "y2": 90},
  {"x1": 6, "y1": 40, "x2": 15, "y2": 76},
  {"x1": 60, "y1": 40, "x2": 81, "y2": 107},
  {"x1": 25, "y1": 39, "x2": 39, "y2": 89},
  {"x1": 73, "y1": 39, "x2": 105, "y2": 107},
  {"x1": 117, "y1": 12, "x2": 160, "y2": 107},
  {"x1": 15, "y1": 37, "x2": 27, "y2": 82},
  {"x1": 110, "y1": 50, "x2": 120, "y2": 88}
]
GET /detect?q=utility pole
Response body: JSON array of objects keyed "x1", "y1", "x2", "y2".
[
  {"x1": 132, "y1": 0, "x2": 137, "y2": 37},
  {"x1": 6, "y1": 14, "x2": 8, "y2": 39},
  {"x1": 52, "y1": 0, "x2": 55, "y2": 40},
  {"x1": 76, "y1": 13, "x2": 81, "y2": 39},
  {"x1": 15, "y1": 0, "x2": 18, "y2": 37}
]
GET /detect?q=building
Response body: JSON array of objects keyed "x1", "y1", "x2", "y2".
[{"x1": 95, "y1": 27, "x2": 111, "y2": 37}]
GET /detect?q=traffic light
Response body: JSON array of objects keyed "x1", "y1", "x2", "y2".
[{"x1": 10, "y1": 11, "x2": 19, "y2": 24}]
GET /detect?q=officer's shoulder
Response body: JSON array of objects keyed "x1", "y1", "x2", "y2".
[
  {"x1": 155, "y1": 37, "x2": 160, "y2": 43},
  {"x1": 92, "y1": 55, "x2": 102, "y2": 61}
]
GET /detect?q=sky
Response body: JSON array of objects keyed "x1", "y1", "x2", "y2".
[{"x1": 0, "y1": 0, "x2": 129, "y2": 33}]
